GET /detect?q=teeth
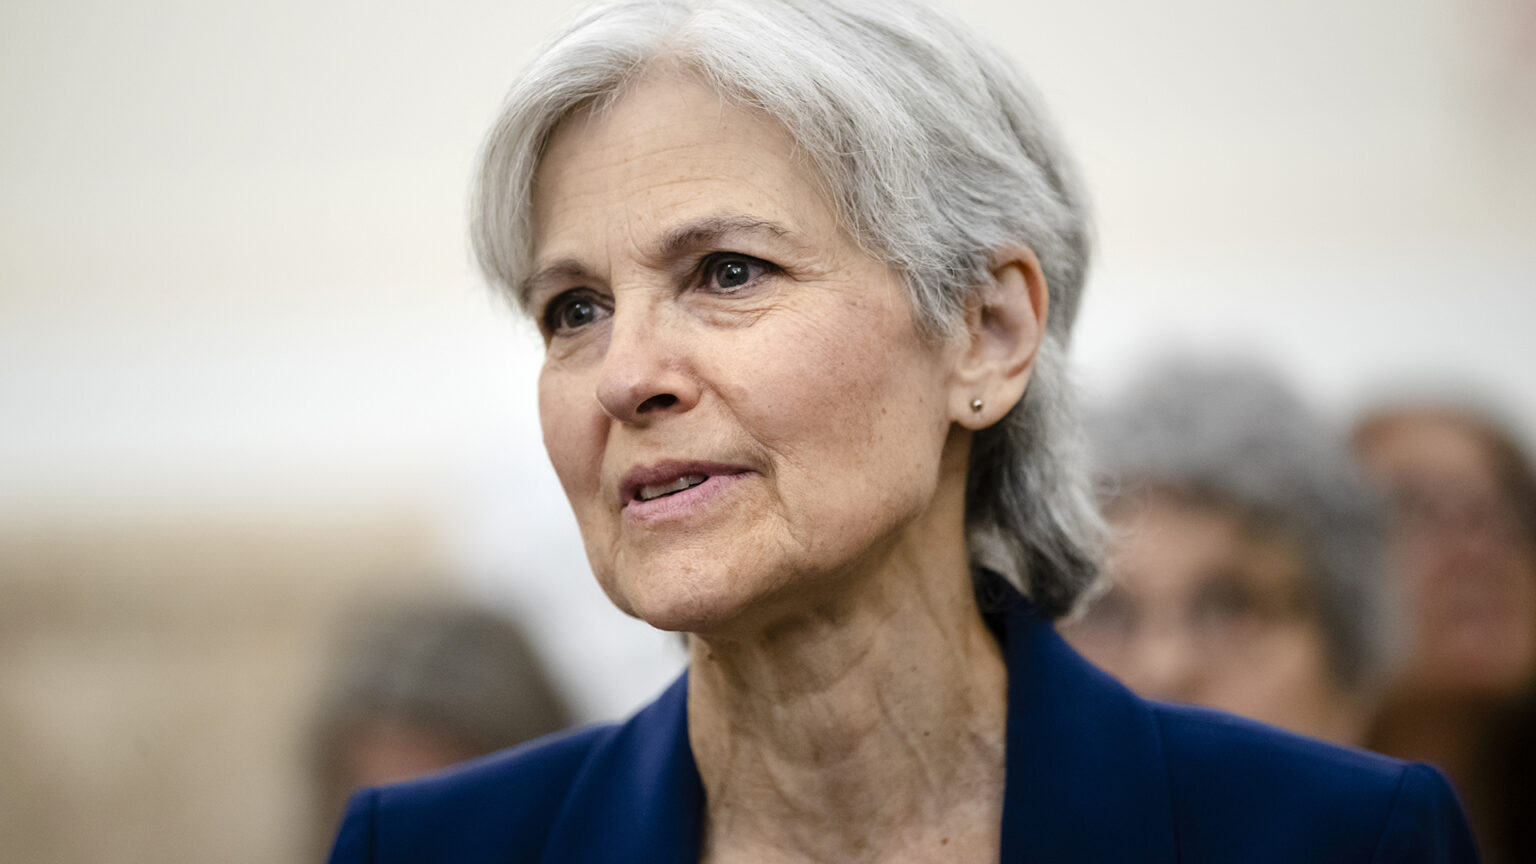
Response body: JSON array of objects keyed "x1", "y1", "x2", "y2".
[{"x1": 637, "y1": 474, "x2": 708, "y2": 502}]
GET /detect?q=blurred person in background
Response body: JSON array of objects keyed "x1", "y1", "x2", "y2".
[
  {"x1": 1353, "y1": 403, "x2": 1536, "y2": 863},
  {"x1": 1062, "y1": 360, "x2": 1392, "y2": 746},
  {"x1": 310, "y1": 597, "x2": 571, "y2": 854}
]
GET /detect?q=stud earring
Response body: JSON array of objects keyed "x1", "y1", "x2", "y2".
[{"x1": 970, "y1": 398, "x2": 984, "y2": 412}]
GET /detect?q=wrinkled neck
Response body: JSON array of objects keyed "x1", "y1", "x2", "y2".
[{"x1": 688, "y1": 544, "x2": 1007, "y2": 863}]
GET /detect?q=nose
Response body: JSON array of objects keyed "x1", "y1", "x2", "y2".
[{"x1": 594, "y1": 304, "x2": 700, "y2": 424}]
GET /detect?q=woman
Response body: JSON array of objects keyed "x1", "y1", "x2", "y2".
[
  {"x1": 309, "y1": 597, "x2": 570, "y2": 851},
  {"x1": 1061, "y1": 360, "x2": 1391, "y2": 746},
  {"x1": 329, "y1": 1, "x2": 1475, "y2": 860},
  {"x1": 1354, "y1": 404, "x2": 1536, "y2": 863}
]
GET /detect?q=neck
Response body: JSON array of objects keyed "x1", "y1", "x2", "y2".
[{"x1": 688, "y1": 532, "x2": 1008, "y2": 863}]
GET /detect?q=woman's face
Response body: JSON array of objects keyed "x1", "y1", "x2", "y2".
[
  {"x1": 527, "y1": 76, "x2": 969, "y2": 637},
  {"x1": 1358, "y1": 416, "x2": 1536, "y2": 699},
  {"x1": 1063, "y1": 496, "x2": 1363, "y2": 744}
]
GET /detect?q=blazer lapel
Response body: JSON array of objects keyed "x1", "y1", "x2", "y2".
[
  {"x1": 998, "y1": 598, "x2": 1179, "y2": 862},
  {"x1": 539, "y1": 674, "x2": 704, "y2": 864}
]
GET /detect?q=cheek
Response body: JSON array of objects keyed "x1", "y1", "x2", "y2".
[
  {"x1": 724, "y1": 303, "x2": 950, "y2": 522},
  {"x1": 539, "y1": 368, "x2": 625, "y2": 595},
  {"x1": 538, "y1": 367, "x2": 603, "y2": 501}
]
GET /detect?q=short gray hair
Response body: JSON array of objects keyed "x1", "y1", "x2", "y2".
[
  {"x1": 473, "y1": 0, "x2": 1101, "y2": 616},
  {"x1": 309, "y1": 597, "x2": 572, "y2": 835},
  {"x1": 1087, "y1": 359, "x2": 1393, "y2": 691}
]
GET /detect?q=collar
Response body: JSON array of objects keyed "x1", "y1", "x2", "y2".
[
  {"x1": 542, "y1": 588, "x2": 1178, "y2": 863},
  {"x1": 994, "y1": 591, "x2": 1179, "y2": 862}
]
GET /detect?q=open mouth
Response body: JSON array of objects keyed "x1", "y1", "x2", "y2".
[
  {"x1": 620, "y1": 462, "x2": 750, "y2": 516},
  {"x1": 635, "y1": 473, "x2": 709, "y2": 502}
]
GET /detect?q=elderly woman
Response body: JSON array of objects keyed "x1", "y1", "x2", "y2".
[
  {"x1": 327, "y1": 1, "x2": 1474, "y2": 861},
  {"x1": 1060, "y1": 361, "x2": 1391, "y2": 746}
]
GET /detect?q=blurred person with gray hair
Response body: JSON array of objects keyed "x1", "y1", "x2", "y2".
[
  {"x1": 310, "y1": 597, "x2": 570, "y2": 850},
  {"x1": 326, "y1": 0, "x2": 1474, "y2": 860},
  {"x1": 1061, "y1": 359, "x2": 1393, "y2": 745}
]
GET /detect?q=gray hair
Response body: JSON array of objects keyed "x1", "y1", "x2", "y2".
[
  {"x1": 473, "y1": 0, "x2": 1102, "y2": 617},
  {"x1": 311, "y1": 598, "x2": 571, "y2": 760},
  {"x1": 1088, "y1": 358, "x2": 1393, "y2": 691},
  {"x1": 310, "y1": 597, "x2": 571, "y2": 828}
]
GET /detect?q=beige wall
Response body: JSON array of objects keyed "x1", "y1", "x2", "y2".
[{"x1": 0, "y1": 515, "x2": 441, "y2": 864}]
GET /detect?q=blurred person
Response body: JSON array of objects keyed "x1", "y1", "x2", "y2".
[
  {"x1": 326, "y1": 0, "x2": 1475, "y2": 860},
  {"x1": 1060, "y1": 361, "x2": 1392, "y2": 745},
  {"x1": 310, "y1": 597, "x2": 570, "y2": 849},
  {"x1": 1354, "y1": 403, "x2": 1536, "y2": 863}
]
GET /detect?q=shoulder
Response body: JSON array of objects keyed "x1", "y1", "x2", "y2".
[
  {"x1": 324, "y1": 672, "x2": 702, "y2": 864},
  {"x1": 1149, "y1": 702, "x2": 1478, "y2": 863},
  {"x1": 325, "y1": 722, "x2": 619, "y2": 864},
  {"x1": 1005, "y1": 598, "x2": 1478, "y2": 862}
]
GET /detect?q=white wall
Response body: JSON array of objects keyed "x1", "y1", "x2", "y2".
[{"x1": 3, "y1": 0, "x2": 1533, "y2": 720}]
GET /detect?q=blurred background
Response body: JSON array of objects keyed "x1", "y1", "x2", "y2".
[{"x1": 1, "y1": 0, "x2": 1532, "y2": 860}]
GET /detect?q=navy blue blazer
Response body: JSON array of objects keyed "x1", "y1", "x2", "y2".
[{"x1": 328, "y1": 593, "x2": 1477, "y2": 863}]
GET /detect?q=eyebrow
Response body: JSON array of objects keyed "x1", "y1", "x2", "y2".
[
  {"x1": 655, "y1": 214, "x2": 796, "y2": 259},
  {"x1": 518, "y1": 260, "x2": 588, "y2": 309},
  {"x1": 518, "y1": 213, "x2": 804, "y2": 308}
]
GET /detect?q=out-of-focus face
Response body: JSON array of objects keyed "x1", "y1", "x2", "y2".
[
  {"x1": 1357, "y1": 416, "x2": 1536, "y2": 700},
  {"x1": 1063, "y1": 496, "x2": 1363, "y2": 744},
  {"x1": 528, "y1": 75, "x2": 968, "y2": 638},
  {"x1": 338, "y1": 719, "x2": 476, "y2": 792}
]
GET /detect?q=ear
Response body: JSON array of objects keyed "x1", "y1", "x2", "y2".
[{"x1": 949, "y1": 245, "x2": 1049, "y2": 429}]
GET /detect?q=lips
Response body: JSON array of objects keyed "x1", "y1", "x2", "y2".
[{"x1": 619, "y1": 460, "x2": 750, "y2": 508}]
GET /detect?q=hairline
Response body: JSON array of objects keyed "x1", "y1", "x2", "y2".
[{"x1": 474, "y1": 0, "x2": 1103, "y2": 615}]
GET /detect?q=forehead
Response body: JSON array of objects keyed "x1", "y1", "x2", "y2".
[
  {"x1": 1109, "y1": 496, "x2": 1307, "y2": 592},
  {"x1": 1362, "y1": 416, "x2": 1499, "y2": 493},
  {"x1": 530, "y1": 74, "x2": 838, "y2": 270}
]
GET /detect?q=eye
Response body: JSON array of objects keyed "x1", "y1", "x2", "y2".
[
  {"x1": 1191, "y1": 574, "x2": 1262, "y2": 627},
  {"x1": 700, "y1": 253, "x2": 773, "y2": 294},
  {"x1": 542, "y1": 289, "x2": 610, "y2": 335}
]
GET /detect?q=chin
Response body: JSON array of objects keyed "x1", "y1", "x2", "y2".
[
  {"x1": 627, "y1": 596, "x2": 728, "y2": 634},
  {"x1": 622, "y1": 584, "x2": 759, "y2": 636},
  {"x1": 600, "y1": 556, "x2": 796, "y2": 638}
]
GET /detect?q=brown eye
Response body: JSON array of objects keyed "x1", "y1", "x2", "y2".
[{"x1": 1193, "y1": 579, "x2": 1259, "y2": 624}]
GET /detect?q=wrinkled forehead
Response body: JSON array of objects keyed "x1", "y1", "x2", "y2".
[{"x1": 523, "y1": 72, "x2": 853, "y2": 298}]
